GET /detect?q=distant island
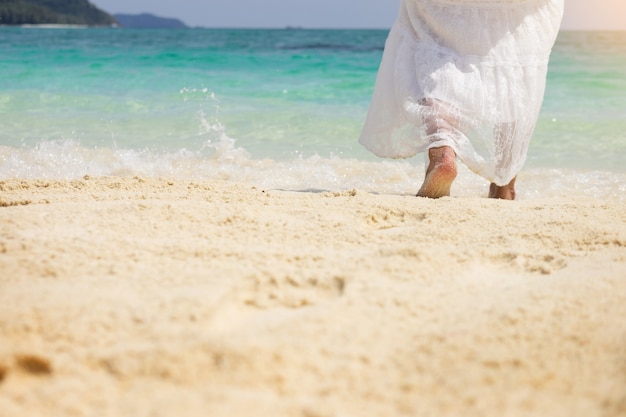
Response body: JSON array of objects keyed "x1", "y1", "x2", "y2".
[
  {"x1": 113, "y1": 13, "x2": 188, "y2": 29},
  {"x1": 0, "y1": 0, "x2": 189, "y2": 29},
  {"x1": 0, "y1": 0, "x2": 115, "y2": 26}
]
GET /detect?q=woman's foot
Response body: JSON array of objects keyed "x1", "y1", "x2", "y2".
[
  {"x1": 417, "y1": 146, "x2": 457, "y2": 198},
  {"x1": 489, "y1": 177, "x2": 516, "y2": 200}
]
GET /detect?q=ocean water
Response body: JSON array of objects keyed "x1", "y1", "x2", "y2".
[{"x1": 1, "y1": 28, "x2": 625, "y2": 199}]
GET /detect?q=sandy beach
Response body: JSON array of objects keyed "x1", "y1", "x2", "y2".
[{"x1": 0, "y1": 176, "x2": 625, "y2": 417}]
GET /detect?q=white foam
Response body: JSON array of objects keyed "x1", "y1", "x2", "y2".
[{"x1": 1, "y1": 135, "x2": 624, "y2": 202}]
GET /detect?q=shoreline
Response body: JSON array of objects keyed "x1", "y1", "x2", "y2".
[{"x1": 1, "y1": 177, "x2": 625, "y2": 416}]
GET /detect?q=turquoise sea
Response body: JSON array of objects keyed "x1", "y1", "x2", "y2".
[{"x1": 1, "y1": 28, "x2": 625, "y2": 199}]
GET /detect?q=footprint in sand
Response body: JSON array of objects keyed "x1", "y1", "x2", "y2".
[
  {"x1": 0, "y1": 362, "x2": 8, "y2": 382},
  {"x1": 15, "y1": 354, "x2": 53, "y2": 375}
]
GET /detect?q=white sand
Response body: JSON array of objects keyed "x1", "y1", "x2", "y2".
[{"x1": 1, "y1": 177, "x2": 625, "y2": 417}]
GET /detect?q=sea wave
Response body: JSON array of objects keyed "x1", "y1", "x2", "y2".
[{"x1": 1, "y1": 135, "x2": 624, "y2": 201}]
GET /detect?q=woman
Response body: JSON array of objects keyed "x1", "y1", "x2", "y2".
[{"x1": 359, "y1": 0, "x2": 564, "y2": 199}]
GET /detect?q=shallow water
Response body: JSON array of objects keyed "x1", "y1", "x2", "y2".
[{"x1": 1, "y1": 28, "x2": 625, "y2": 199}]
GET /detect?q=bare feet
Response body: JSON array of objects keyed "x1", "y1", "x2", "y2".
[
  {"x1": 417, "y1": 146, "x2": 457, "y2": 198},
  {"x1": 488, "y1": 177, "x2": 516, "y2": 200}
]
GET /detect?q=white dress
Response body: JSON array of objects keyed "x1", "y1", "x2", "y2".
[{"x1": 359, "y1": 0, "x2": 564, "y2": 185}]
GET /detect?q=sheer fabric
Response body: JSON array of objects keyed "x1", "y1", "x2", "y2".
[{"x1": 359, "y1": 0, "x2": 564, "y2": 185}]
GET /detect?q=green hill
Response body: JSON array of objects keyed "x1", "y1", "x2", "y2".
[{"x1": 0, "y1": 0, "x2": 116, "y2": 26}]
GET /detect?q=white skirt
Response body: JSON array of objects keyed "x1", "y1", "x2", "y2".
[{"x1": 359, "y1": 0, "x2": 564, "y2": 185}]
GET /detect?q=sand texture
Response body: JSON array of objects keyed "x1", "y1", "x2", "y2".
[{"x1": 1, "y1": 177, "x2": 625, "y2": 417}]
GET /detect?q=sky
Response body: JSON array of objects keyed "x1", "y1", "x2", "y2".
[{"x1": 90, "y1": 0, "x2": 626, "y2": 31}]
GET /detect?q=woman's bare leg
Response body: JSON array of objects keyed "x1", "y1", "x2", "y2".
[
  {"x1": 488, "y1": 176, "x2": 516, "y2": 200},
  {"x1": 417, "y1": 146, "x2": 457, "y2": 198}
]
